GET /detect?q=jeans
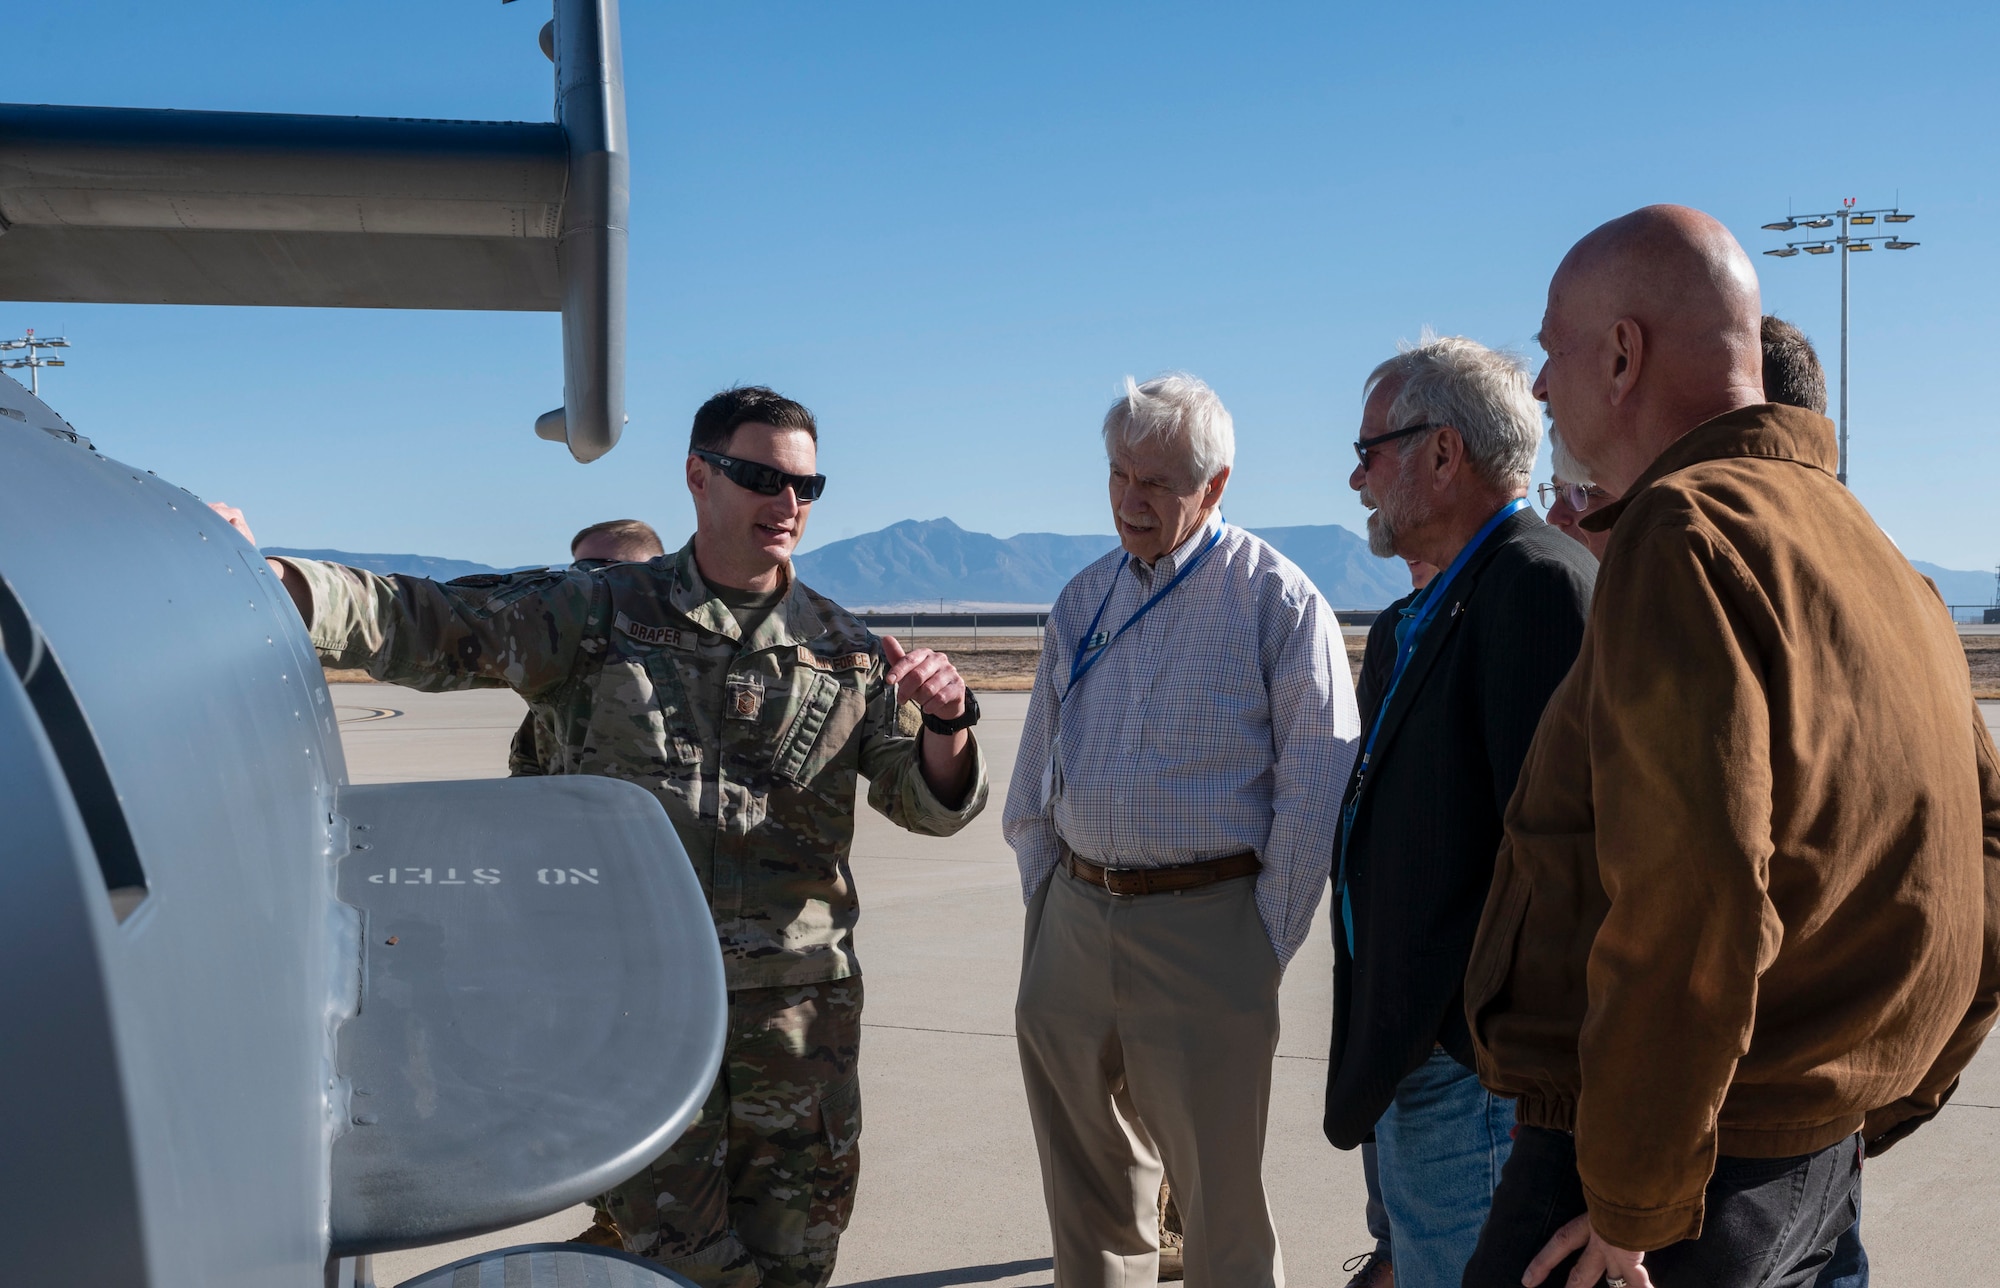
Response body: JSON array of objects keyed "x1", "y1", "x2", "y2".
[
  {"x1": 1819, "y1": 1214, "x2": 1869, "y2": 1287},
  {"x1": 1362, "y1": 1140, "x2": 1392, "y2": 1261},
  {"x1": 1373, "y1": 1048, "x2": 1514, "y2": 1288},
  {"x1": 1462, "y1": 1126, "x2": 1862, "y2": 1288}
]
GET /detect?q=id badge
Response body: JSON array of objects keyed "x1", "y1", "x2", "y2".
[{"x1": 1040, "y1": 730, "x2": 1065, "y2": 809}]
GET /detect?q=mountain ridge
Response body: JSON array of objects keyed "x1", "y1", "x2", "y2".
[
  {"x1": 268, "y1": 531, "x2": 1999, "y2": 613},
  {"x1": 267, "y1": 520, "x2": 1412, "y2": 608},
  {"x1": 790, "y1": 517, "x2": 1413, "y2": 609},
  {"x1": 1911, "y1": 561, "x2": 1998, "y2": 608}
]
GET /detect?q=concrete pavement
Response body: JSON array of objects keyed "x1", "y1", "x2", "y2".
[{"x1": 338, "y1": 686, "x2": 2000, "y2": 1287}]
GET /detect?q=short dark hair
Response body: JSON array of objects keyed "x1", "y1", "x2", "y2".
[
  {"x1": 689, "y1": 386, "x2": 818, "y2": 455},
  {"x1": 1761, "y1": 315, "x2": 1828, "y2": 415},
  {"x1": 570, "y1": 518, "x2": 664, "y2": 560}
]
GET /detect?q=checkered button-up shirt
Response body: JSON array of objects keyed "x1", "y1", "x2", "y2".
[{"x1": 1002, "y1": 514, "x2": 1361, "y2": 967}]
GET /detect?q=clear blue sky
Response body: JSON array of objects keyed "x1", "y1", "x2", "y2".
[{"x1": 11, "y1": 1, "x2": 1998, "y2": 577}]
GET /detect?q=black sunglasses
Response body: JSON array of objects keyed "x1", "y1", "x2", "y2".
[
  {"x1": 1353, "y1": 421, "x2": 1444, "y2": 468},
  {"x1": 691, "y1": 449, "x2": 827, "y2": 502}
]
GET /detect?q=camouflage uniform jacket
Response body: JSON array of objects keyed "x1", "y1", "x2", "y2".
[{"x1": 284, "y1": 541, "x2": 989, "y2": 990}]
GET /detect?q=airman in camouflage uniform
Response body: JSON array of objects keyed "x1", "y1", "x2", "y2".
[{"x1": 261, "y1": 387, "x2": 987, "y2": 1288}]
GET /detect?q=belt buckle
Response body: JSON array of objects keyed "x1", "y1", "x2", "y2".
[
  {"x1": 1106, "y1": 866, "x2": 1147, "y2": 897},
  {"x1": 1071, "y1": 852, "x2": 1116, "y2": 896}
]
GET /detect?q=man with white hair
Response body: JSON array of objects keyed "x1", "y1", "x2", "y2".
[
  {"x1": 1538, "y1": 432, "x2": 1613, "y2": 561},
  {"x1": 1005, "y1": 373, "x2": 1360, "y2": 1288},
  {"x1": 1324, "y1": 336, "x2": 1596, "y2": 1288}
]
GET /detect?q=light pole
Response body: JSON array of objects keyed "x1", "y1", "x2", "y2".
[
  {"x1": 0, "y1": 327, "x2": 72, "y2": 397},
  {"x1": 1761, "y1": 200, "x2": 1918, "y2": 486}
]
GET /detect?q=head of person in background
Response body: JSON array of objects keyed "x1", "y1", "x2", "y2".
[
  {"x1": 569, "y1": 517, "x2": 665, "y2": 568},
  {"x1": 1106, "y1": 373, "x2": 1233, "y2": 564},
  {"x1": 1761, "y1": 315, "x2": 1828, "y2": 415},
  {"x1": 1537, "y1": 429, "x2": 1615, "y2": 561},
  {"x1": 1405, "y1": 558, "x2": 1439, "y2": 590},
  {"x1": 508, "y1": 516, "x2": 672, "y2": 778}
]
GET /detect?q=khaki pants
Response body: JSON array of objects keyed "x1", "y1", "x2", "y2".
[{"x1": 1016, "y1": 865, "x2": 1285, "y2": 1288}]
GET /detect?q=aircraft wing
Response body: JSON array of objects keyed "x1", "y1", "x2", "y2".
[
  {"x1": 0, "y1": 106, "x2": 568, "y2": 311},
  {"x1": 0, "y1": 0, "x2": 627, "y2": 461}
]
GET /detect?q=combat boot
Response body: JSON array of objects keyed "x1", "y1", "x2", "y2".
[{"x1": 567, "y1": 1210, "x2": 624, "y2": 1250}]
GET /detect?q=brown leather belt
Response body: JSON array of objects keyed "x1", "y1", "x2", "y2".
[{"x1": 1060, "y1": 842, "x2": 1262, "y2": 897}]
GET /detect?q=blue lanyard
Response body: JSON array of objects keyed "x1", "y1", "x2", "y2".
[
  {"x1": 1354, "y1": 497, "x2": 1527, "y2": 774},
  {"x1": 1336, "y1": 496, "x2": 1527, "y2": 952},
  {"x1": 1067, "y1": 523, "x2": 1225, "y2": 698}
]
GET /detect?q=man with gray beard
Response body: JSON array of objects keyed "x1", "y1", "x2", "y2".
[{"x1": 1324, "y1": 336, "x2": 1596, "y2": 1288}]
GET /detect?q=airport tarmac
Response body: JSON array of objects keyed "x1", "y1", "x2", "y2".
[{"x1": 338, "y1": 684, "x2": 2000, "y2": 1288}]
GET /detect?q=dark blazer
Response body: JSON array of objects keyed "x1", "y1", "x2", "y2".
[{"x1": 1322, "y1": 509, "x2": 1595, "y2": 1150}]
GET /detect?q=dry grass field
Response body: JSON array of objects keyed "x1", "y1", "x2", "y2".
[
  {"x1": 326, "y1": 632, "x2": 2000, "y2": 699},
  {"x1": 1965, "y1": 634, "x2": 2000, "y2": 700}
]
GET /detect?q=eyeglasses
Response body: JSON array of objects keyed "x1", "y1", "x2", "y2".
[
  {"x1": 1353, "y1": 422, "x2": 1442, "y2": 468},
  {"x1": 1537, "y1": 481, "x2": 1607, "y2": 513},
  {"x1": 691, "y1": 449, "x2": 827, "y2": 502}
]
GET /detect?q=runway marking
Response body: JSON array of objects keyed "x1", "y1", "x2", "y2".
[
  {"x1": 337, "y1": 705, "x2": 404, "y2": 725},
  {"x1": 864, "y1": 1021, "x2": 1014, "y2": 1040}
]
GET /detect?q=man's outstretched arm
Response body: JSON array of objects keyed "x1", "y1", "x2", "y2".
[
  {"x1": 211, "y1": 503, "x2": 589, "y2": 698},
  {"x1": 267, "y1": 554, "x2": 316, "y2": 623}
]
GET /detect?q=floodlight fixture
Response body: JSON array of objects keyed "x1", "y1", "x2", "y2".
[
  {"x1": 0, "y1": 329, "x2": 76, "y2": 396},
  {"x1": 1759, "y1": 198, "x2": 1923, "y2": 486}
]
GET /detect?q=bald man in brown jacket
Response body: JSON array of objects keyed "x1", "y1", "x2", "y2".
[{"x1": 1461, "y1": 205, "x2": 2000, "y2": 1288}]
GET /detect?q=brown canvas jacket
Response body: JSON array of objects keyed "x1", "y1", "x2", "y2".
[{"x1": 1465, "y1": 403, "x2": 2000, "y2": 1251}]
